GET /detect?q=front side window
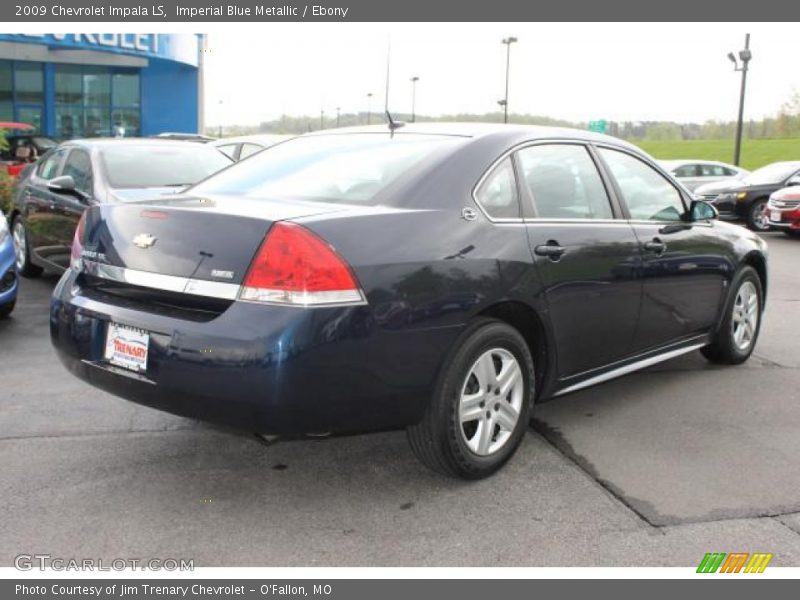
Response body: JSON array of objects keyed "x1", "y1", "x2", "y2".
[
  {"x1": 700, "y1": 164, "x2": 726, "y2": 177},
  {"x1": 674, "y1": 164, "x2": 700, "y2": 178},
  {"x1": 475, "y1": 157, "x2": 520, "y2": 219},
  {"x1": 37, "y1": 149, "x2": 67, "y2": 180},
  {"x1": 517, "y1": 144, "x2": 613, "y2": 219},
  {"x1": 62, "y1": 149, "x2": 92, "y2": 194},
  {"x1": 599, "y1": 148, "x2": 685, "y2": 221}
]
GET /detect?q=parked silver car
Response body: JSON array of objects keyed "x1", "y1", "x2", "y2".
[
  {"x1": 659, "y1": 160, "x2": 749, "y2": 192},
  {"x1": 212, "y1": 134, "x2": 291, "y2": 161}
]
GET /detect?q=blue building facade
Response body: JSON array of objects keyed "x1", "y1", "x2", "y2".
[{"x1": 0, "y1": 34, "x2": 202, "y2": 138}]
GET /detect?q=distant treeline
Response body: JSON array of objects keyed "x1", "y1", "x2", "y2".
[{"x1": 208, "y1": 93, "x2": 800, "y2": 141}]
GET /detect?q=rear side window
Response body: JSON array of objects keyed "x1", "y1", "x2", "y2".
[
  {"x1": 216, "y1": 144, "x2": 238, "y2": 160},
  {"x1": 517, "y1": 144, "x2": 613, "y2": 219},
  {"x1": 599, "y1": 148, "x2": 685, "y2": 221},
  {"x1": 239, "y1": 143, "x2": 263, "y2": 160},
  {"x1": 474, "y1": 157, "x2": 520, "y2": 219},
  {"x1": 700, "y1": 164, "x2": 726, "y2": 177}
]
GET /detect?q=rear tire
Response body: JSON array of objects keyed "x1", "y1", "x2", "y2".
[
  {"x1": 0, "y1": 301, "x2": 14, "y2": 319},
  {"x1": 407, "y1": 318, "x2": 535, "y2": 479},
  {"x1": 745, "y1": 198, "x2": 769, "y2": 232},
  {"x1": 12, "y1": 217, "x2": 43, "y2": 278},
  {"x1": 701, "y1": 266, "x2": 762, "y2": 365}
]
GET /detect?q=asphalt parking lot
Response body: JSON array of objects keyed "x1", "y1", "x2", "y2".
[{"x1": 1, "y1": 231, "x2": 799, "y2": 567}]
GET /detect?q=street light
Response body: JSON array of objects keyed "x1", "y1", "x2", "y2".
[
  {"x1": 336, "y1": 106, "x2": 341, "y2": 128},
  {"x1": 366, "y1": 92, "x2": 373, "y2": 125},
  {"x1": 728, "y1": 34, "x2": 752, "y2": 167},
  {"x1": 320, "y1": 108, "x2": 325, "y2": 130},
  {"x1": 410, "y1": 76, "x2": 420, "y2": 123},
  {"x1": 500, "y1": 36, "x2": 517, "y2": 124}
]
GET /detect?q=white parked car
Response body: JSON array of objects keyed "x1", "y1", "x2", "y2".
[
  {"x1": 659, "y1": 160, "x2": 749, "y2": 192},
  {"x1": 212, "y1": 134, "x2": 291, "y2": 161}
]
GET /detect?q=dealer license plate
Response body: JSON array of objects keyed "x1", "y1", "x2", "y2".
[{"x1": 104, "y1": 323, "x2": 149, "y2": 372}]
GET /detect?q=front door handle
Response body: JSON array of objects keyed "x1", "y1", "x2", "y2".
[
  {"x1": 644, "y1": 238, "x2": 667, "y2": 255},
  {"x1": 534, "y1": 241, "x2": 566, "y2": 260}
]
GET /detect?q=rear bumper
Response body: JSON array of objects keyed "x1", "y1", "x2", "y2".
[
  {"x1": 0, "y1": 236, "x2": 18, "y2": 307},
  {"x1": 50, "y1": 270, "x2": 461, "y2": 434}
]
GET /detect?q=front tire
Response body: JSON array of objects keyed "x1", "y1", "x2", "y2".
[
  {"x1": 701, "y1": 266, "x2": 763, "y2": 364},
  {"x1": 0, "y1": 301, "x2": 14, "y2": 319},
  {"x1": 12, "y1": 217, "x2": 43, "y2": 278},
  {"x1": 746, "y1": 198, "x2": 769, "y2": 232},
  {"x1": 407, "y1": 319, "x2": 535, "y2": 479}
]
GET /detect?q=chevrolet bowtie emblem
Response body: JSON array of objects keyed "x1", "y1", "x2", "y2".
[{"x1": 133, "y1": 233, "x2": 157, "y2": 249}]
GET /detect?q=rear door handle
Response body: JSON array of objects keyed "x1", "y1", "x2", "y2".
[
  {"x1": 534, "y1": 242, "x2": 566, "y2": 260},
  {"x1": 644, "y1": 238, "x2": 667, "y2": 255}
]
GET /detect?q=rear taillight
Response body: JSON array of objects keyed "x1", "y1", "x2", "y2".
[
  {"x1": 70, "y1": 212, "x2": 87, "y2": 271},
  {"x1": 240, "y1": 222, "x2": 365, "y2": 306}
]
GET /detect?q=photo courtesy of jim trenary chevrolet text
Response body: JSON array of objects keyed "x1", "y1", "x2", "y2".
[{"x1": 1, "y1": 0, "x2": 800, "y2": 596}]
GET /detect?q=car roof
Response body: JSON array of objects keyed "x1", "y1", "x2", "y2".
[
  {"x1": 212, "y1": 134, "x2": 293, "y2": 147},
  {"x1": 301, "y1": 122, "x2": 641, "y2": 150}
]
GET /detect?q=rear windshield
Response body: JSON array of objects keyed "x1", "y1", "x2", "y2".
[
  {"x1": 100, "y1": 144, "x2": 232, "y2": 188},
  {"x1": 190, "y1": 133, "x2": 465, "y2": 205}
]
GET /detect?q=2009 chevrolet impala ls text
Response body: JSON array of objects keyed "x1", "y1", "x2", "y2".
[{"x1": 50, "y1": 124, "x2": 768, "y2": 479}]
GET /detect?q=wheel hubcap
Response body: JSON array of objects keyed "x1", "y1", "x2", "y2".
[
  {"x1": 12, "y1": 222, "x2": 26, "y2": 271},
  {"x1": 731, "y1": 281, "x2": 759, "y2": 351},
  {"x1": 458, "y1": 348, "x2": 524, "y2": 456}
]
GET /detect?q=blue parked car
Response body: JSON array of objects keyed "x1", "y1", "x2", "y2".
[{"x1": 0, "y1": 213, "x2": 17, "y2": 317}]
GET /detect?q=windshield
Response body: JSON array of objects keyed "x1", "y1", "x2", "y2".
[
  {"x1": 101, "y1": 144, "x2": 232, "y2": 188},
  {"x1": 191, "y1": 133, "x2": 465, "y2": 205},
  {"x1": 743, "y1": 163, "x2": 800, "y2": 186}
]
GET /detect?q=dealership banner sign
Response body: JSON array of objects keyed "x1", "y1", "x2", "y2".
[
  {"x1": 4, "y1": 580, "x2": 798, "y2": 600},
  {"x1": 3, "y1": 0, "x2": 800, "y2": 21}
]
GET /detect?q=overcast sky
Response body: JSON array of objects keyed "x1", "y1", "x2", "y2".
[{"x1": 200, "y1": 22, "x2": 800, "y2": 127}]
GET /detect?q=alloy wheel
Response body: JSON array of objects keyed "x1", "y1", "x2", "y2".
[
  {"x1": 751, "y1": 202, "x2": 769, "y2": 231},
  {"x1": 12, "y1": 221, "x2": 26, "y2": 271},
  {"x1": 731, "y1": 280, "x2": 759, "y2": 351},
  {"x1": 458, "y1": 348, "x2": 524, "y2": 456}
]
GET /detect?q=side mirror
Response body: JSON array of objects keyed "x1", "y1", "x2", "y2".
[
  {"x1": 47, "y1": 175, "x2": 76, "y2": 194},
  {"x1": 689, "y1": 199, "x2": 718, "y2": 221},
  {"x1": 786, "y1": 175, "x2": 800, "y2": 187}
]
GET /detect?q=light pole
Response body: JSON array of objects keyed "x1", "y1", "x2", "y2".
[
  {"x1": 217, "y1": 99, "x2": 223, "y2": 137},
  {"x1": 410, "y1": 76, "x2": 419, "y2": 123},
  {"x1": 336, "y1": 106, "x2": 341, "y2": 128},
  {"x1": 320, "y1": 109, "x2": 325, "y2": 130},
  {"x1": 366, "y1": 92, "x2": 373, "y2": 125},
  {"x1": 728, "y1": 33, "x2": 752, "y2": 167},
  {"x1": 501, "y1": 36, "x2": 517, "y2": 124}
]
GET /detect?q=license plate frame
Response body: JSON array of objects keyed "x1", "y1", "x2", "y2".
[{"x1": 104, "y1": 322, "x2": 150, "y2": 373}]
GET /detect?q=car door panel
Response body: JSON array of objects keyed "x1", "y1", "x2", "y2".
[
  {"x1": 515, "y1": 143, "x2": 642, "y2": 378},
  {"x1": 597, "y1": 147, "x2": 727, "y2": 352}
]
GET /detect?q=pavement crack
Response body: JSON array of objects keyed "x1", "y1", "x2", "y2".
[
  {"x1": 774, "y1": 514, "x2": 800, "y2": 537},
  {"x1": 529, "y1": 419, "x2": 662, "y2": 531}
]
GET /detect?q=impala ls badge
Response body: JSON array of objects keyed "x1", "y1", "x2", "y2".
[{"x1": 133, "y1": 233, "x2": 157, "y2": 249}]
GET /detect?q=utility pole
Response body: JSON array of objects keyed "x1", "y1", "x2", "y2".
[
  {"x1": 410, "y1": 76, "x2": 419, "y2": 123},
  {"x1": 728, "y1": 34, "x2": 752, "y2": 167},
  {"x1": 501, "y1": 37, "x2": 517, "y2": 124}
]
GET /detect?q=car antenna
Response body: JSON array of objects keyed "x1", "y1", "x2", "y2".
[{"x1": 386, "y1": 110, "x2": 405, "y2": 135}]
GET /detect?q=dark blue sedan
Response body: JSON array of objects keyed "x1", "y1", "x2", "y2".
[{"x1": 50, "y1": 124, "x2": 768, "y2": 479}]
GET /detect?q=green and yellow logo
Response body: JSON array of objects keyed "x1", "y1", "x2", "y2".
[{"x1": 697, "y1": 552, "x2": 773, "y2": 573}]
